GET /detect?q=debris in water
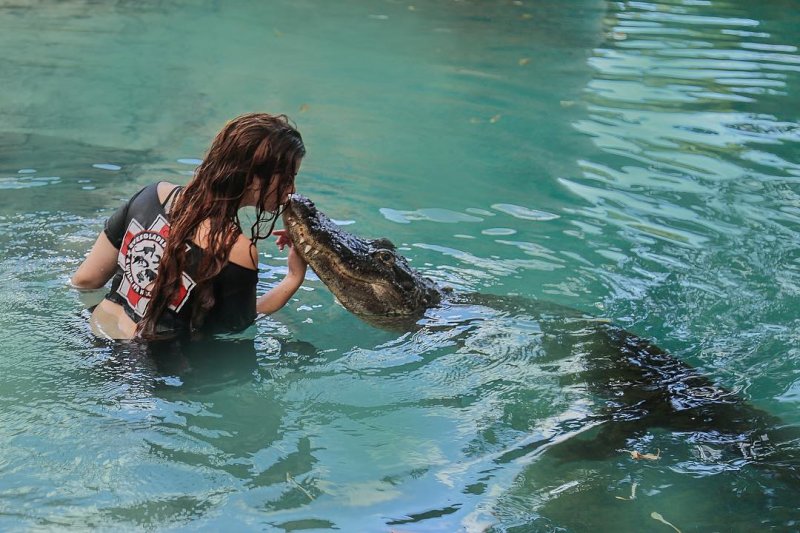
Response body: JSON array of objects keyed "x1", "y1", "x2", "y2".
[
  {"x1": 651, "y1": 511, "x2": 682, "y2": 533},
  {"x1": 519, "y1": 57, "x2": 531, "y2": 66},
  {"x1": 615, "y1": 481, "x2": 638, "y2": 501},
  {"x1": 695, "y1": 444, "x2": 722, "y2": 461},
  {"x1": 286, "y1": 473, "x2": 315, "y2": 501},
  {"x1": 299, "y1": 104, "x2": 310, "y2": 113},
  {"x1": 621, "y1": 448, "x2": 661, "y2": 461},
  {"x1": 489, "y1": 114, "x2": 502, "y2": 123}
]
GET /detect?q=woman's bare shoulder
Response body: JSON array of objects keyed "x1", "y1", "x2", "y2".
[
  {"x1": 229, "y1": 234, "x2": 258, "y2": 271},
  {"x1": 190, "y1": 219, "x2": 257, "y2": 271},
  {"x1": 156, "y1": 181, "x2": 181, "y2": 204},
  {"x1": 162, "y1": 181, "x2": 255, "y2": 271}
]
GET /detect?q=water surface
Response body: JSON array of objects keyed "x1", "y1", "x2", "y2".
[{"x1": 1, "y1": 0, "x2": 799, "y2": 530}]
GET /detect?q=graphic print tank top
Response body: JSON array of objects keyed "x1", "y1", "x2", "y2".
[{"x1": 103, "y1": 183, "x2": 258, "y2": 336}]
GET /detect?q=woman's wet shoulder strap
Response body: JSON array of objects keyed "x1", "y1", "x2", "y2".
[{"x1": 161, "y1": 184, "x2": 184, "y2": 210}]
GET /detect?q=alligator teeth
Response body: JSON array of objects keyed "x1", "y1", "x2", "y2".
[
  {"x1": 303, "y1": 244, "x2": 312, "y2": 254},
  {"x1": 299, "y1": 237, "x2": 306, "y2": 245}
]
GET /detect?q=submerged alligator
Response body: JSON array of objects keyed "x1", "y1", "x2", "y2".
[{"x1": 282, "y1": 195, "x2": 799, "y2": 497}]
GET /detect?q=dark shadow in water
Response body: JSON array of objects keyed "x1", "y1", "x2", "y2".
[
  {"x1": 74, "y1": 328, "x2": 326, "y2": 504},
  {"x1": 457, "y1": 293, "x2": 799, "y2": 470},
  {"x1": 84, "y1": 334, "x2": 321, "y2": 395},
  {"x1": 387, "y1": 504, "x2": 462, "y2": 526},
  {"x1": 150, "y1": 338, "x2": 261, "y2": 390},
  {"x1": 441, "y1": 296, "x2": 800, "y2": 530},
  {"x1": 0, "y1": 132, "x2": 154, "y2": 214},
  {"x1": 351, "y1": 294, "x2": 800, "y2": 529}
]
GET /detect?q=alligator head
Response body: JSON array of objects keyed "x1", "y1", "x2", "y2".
[{"x1": 282, "y1": 195, "x2": 442, "y2": 323}]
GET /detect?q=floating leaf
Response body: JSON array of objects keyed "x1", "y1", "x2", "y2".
[
  {"x1": 299, "y1": 103, "x2": 310, "y2": 113},
  {"x1": 489, "y1": 114, "x2": 502, "y2": 123},
  {"x1": 518, "y1": 57, "x2": 531, "y2": 66},
  {"x1": 651, "y1": 511, "x2": 682, "y2": 533}
]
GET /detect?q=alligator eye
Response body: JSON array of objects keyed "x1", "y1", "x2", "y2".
[{"x1": 374, "y1": 250, "x2": 395, "y2": 264}]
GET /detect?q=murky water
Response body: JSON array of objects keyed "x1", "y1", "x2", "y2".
[{"x1": 1, "y1": 0, "x2": 799, "y2": 531}]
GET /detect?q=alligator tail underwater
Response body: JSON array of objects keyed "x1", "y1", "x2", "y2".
[{"x1": 282, "y1": 194, "x2": 800, "y2": 488}]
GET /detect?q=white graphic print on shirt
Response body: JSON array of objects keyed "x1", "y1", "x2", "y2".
[{"x1": 116, "y1": 214, "x2": 196, "y2": 317}]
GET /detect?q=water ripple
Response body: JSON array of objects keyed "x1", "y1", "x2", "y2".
[
  {"x1": 1, "y1": 0, "x2": 799, "y2": 530},
  {"x1": 380, "y1": 207, "x2": 483, "y2": 224}
]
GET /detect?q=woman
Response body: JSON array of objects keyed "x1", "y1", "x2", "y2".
[{"x1": 71, "y1": 113, "x2": 307, "y2": 340}]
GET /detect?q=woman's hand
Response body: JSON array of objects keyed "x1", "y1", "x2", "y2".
[
  {"x1": 272, "y1": 228, "x2": 307, "y2": 276},
  {"x1": 255, "y1": 229, "x2": 307, "y2": 315},
  {"x1": 273, "y1": 229, "x2": 292, "y2": 251}
]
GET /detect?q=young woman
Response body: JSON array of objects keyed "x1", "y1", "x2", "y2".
[{"x1": 71, "y1": 113, "x2": 307, "y2": 340}]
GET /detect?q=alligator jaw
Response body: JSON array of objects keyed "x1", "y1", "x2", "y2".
[{"x1": 282, "y1": 195, "x2": 441, "y2": 323}]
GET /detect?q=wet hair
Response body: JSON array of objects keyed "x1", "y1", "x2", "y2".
[{"x1": 137, "y1": 113, "x2": 305, "y2": 339}]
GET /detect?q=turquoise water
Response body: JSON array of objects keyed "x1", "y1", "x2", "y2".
[{"x1": 1, "y1": 0, "x2": 799, "y2": 530}]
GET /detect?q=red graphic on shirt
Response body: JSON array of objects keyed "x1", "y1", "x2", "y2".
[{"x1": 116, "y1": 214, "x2": 196, "y2": 317}]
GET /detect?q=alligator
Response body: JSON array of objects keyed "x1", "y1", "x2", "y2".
[
  {"x1": 282, "y1": 194, "x2": 800, "y2": 499},
  {"x1": 282, "y1": 194, "x2": 444, "y2": 328},
  {"x1": 282, "y1": 194, "x2": 611, "y2": 328}
]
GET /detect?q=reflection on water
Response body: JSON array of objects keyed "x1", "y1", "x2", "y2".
[
  {"x1": 7, "y1": 294, "x2": 795, "y2": 531},
  {"x1": 559, "y1": 0, "x2": 800, "y2": 395},
  {"x1": 1, "y1": 0, "x2": 800, "y2": 530}
]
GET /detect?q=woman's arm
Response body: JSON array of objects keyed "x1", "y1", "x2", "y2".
[
  {"x1": 256, "y1": 230, "x2": 307, "y2": 314},
  {"x1": 71, "y1": 231, "x2": 119, "y2": 290}
]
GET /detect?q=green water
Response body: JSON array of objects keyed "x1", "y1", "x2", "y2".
[{"x1": 1, "y1": 0, "x2": 799, "y2": 530}]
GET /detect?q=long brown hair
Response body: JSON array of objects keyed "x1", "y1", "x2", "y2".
[{"x1": 137, "y1": 113, "x2": 305, "y2": 339}]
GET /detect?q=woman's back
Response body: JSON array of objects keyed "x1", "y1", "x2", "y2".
[
  {"x1": 72, "y1": 113, "x2": 308, "y2": 340},
  {"x1": 91, "y1": 182, "x2": 258, "y2": 338}
]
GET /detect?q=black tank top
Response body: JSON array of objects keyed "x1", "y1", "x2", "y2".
[{"x1": 103, "y1": 183, "x2": 257, "y2": 336}]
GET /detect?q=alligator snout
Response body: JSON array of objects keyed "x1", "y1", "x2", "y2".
[{"x1": 288, "y1": 193, "x2": 317, "y2": 214}]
